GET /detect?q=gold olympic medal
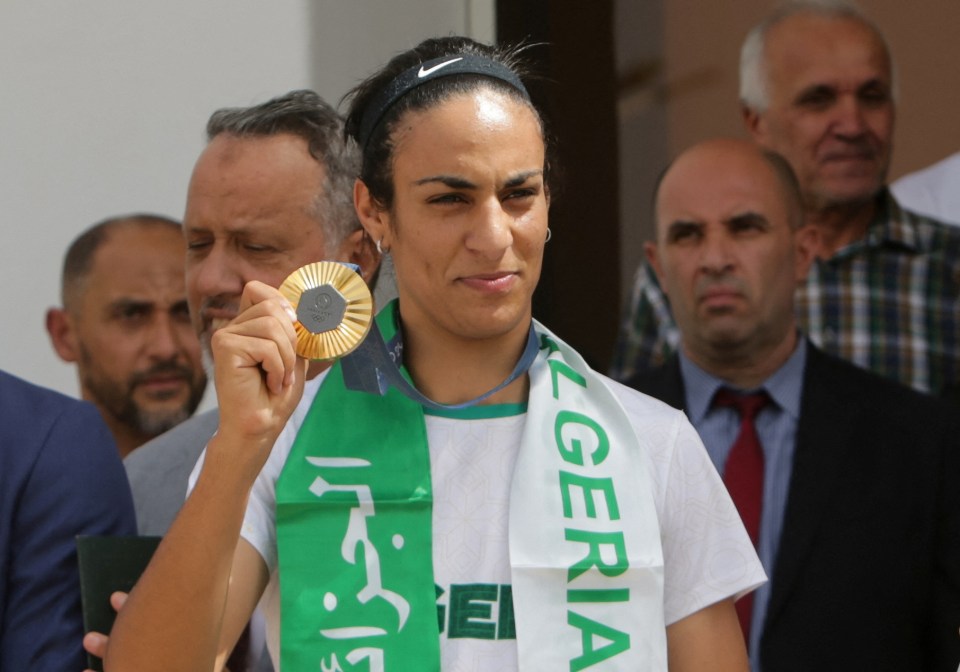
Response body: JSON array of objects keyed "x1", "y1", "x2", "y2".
[{"x1": 278, "y1": 261, "x2": 374, "y2": 361}]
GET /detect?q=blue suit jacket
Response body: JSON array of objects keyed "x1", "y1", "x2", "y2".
[{"x1": 0, "y1": 370, "x2": 136, "y2": 670}]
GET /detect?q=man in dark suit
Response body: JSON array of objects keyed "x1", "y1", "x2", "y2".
[
  {"x1": 0, "y1": 368, "x2": 136, "y2": 670},
  {"x1": 626, "y1": 138, "x2": 960, "y2": 671}
]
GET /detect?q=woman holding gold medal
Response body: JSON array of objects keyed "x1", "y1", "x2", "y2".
[{"x1": 106, "y1": 37, "x2": 763, "y2": 672}]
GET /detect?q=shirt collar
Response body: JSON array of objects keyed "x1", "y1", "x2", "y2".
[
  {"x1": 845, "y1": 189, "x2": 922, "y2": 255},
  {"x1": 679, "y1": 337, "x2": 807, "y2": 424}
]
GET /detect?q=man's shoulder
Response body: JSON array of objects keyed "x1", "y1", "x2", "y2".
[
  {"x1": 888, "y1": 193, "x2": 960, "y2": 251},
  {"x1": 905, "y1": 207, "x2": 960, "y2": 239},
  {"x1": 804, "y1": 346, "x2": 955, "y2": 426},
  {"x1": 807, "y1": 344, "x2": 911, "y2": 394},
  {"x1": 0, "y1": 369, "x2": 91, "y2": 425},
  {"x1": 125, "y1": 408, "x2": 219, "y2": 474},
  {"x1": 124, "y1": 408, "x2": 219, "y2": 536},
  {"x1": 620, "y1": 357, "x2": 684, "y2": 408},
  {"x1": 0, "y1": 370, "x2": 114, "y2": 460},
  {"x1": 601, "y1": 367, "x2": 686, "y2": 421}
]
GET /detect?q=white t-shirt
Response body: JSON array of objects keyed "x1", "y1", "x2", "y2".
[
  {"x1": 891, "y1": 151, "x2": 960, "y2": 225},
  {"x1": 224, "y1": 372, "x2": 765, "y2": 671}
]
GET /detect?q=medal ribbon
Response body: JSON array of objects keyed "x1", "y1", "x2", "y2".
[{"x1": 340, "y1": 305, "x2": 540, "y2": 411}]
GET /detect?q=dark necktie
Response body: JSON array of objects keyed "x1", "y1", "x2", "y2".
[{"x1": 712, "y1": 387, "x2": 771, "y2": 640}]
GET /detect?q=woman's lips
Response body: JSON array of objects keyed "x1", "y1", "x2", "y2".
[{"x1": 459, "y1": 272, "x2": 519, "y2": 293}]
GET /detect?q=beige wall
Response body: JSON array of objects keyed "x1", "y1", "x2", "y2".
[
  {"x1": 663, "y1": 0, "x2": 960, "y2": 178},
  {"x1": 617, "y1": 0, "x2": 960, "y2": 294},
  {"x1": 0, "y1": 0, "x2": 493, "y2": 401}
]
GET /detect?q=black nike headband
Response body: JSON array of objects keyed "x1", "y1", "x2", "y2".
[{"x1": 356, "y1": 53, "x2": 531, "y2": 152}]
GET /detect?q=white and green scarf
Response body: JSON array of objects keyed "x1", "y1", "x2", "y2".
[{"x1": 275, "y1": 302, "x2": 666, "y2": 671}]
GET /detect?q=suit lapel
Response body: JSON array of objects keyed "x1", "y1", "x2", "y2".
[
  {"x1": 626, "y1": 356, "x2": 686, "y2": 411},
  {"x1": 762, "y1": 346, "x2": 860, "y2": 627}
]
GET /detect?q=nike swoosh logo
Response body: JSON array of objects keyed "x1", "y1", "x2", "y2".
[{"x1": 418, "y1": 57, "x2": 464, "y2": 78}]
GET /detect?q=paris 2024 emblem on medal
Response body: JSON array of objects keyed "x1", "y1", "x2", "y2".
[{"x1": 278, "y1": 261, "x2": 374, "y2": 361}]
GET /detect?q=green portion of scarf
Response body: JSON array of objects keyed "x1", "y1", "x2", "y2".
[
  {"x1": 274, "y1": 300, "x2": 667, "y2": 670},
  {"x1": 275, "y1": 302, "x2": 440, "y2": 671}
]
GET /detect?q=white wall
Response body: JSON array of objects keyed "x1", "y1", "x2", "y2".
[{"x1": 0, "y1": 0, "x2": 492, "y2": 405}]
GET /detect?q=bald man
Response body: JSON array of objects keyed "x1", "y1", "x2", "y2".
[
  {"x1": 613, "y1": 0, "x2": 960, "y2": 398},
  {"x1": 627, "y1": 138, "x2": 960, "y2": 671}
]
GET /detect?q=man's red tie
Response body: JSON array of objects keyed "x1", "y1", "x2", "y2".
[{"x1": 712, "y1": 387, "x2": 771, "y2": 641}]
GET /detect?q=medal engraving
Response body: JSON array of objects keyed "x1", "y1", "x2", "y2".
[
  {"x1": 296, "y1": 285, "x2": 347, "y2": 334},
  {"x1": 278, "y1": 261, "x2": 374, "y2": 361}
]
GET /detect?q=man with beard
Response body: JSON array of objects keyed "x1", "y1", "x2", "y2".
[
  {"x1": 612, "y1": 0, "x2": 960, "y2": 397},
  {"x1": 46, "y1": 214, "x2": 207, "y2": 457},
  {"x1": 626, "y1": 138, "x2": 960, "y2": 671}
]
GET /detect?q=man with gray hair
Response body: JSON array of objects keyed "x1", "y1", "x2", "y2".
[
  {"x1": 119, "y1": 90, "x2": 380, "y2": 671},
  {"x1": 612, "y1": 0, "x2": 960, "y2": 398},
  {"x1": 125, "y1": 89, "x2": 379, "y2": 537}
]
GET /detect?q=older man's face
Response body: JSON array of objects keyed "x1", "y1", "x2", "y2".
[
  {"x1": 745, "y1": 14, "x2": 895, "y2": 212},
  {"x1": 183, "y1": 133, "x2": 334, "y2": 359}
]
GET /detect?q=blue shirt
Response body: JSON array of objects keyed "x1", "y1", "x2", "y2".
[{"x1": 678, "y1": 341, "x2": 806, "y2": 671}]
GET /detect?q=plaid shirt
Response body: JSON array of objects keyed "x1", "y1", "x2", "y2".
[{"x1": 610, "y1": 191, "x2": 960, "y2": 394}]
